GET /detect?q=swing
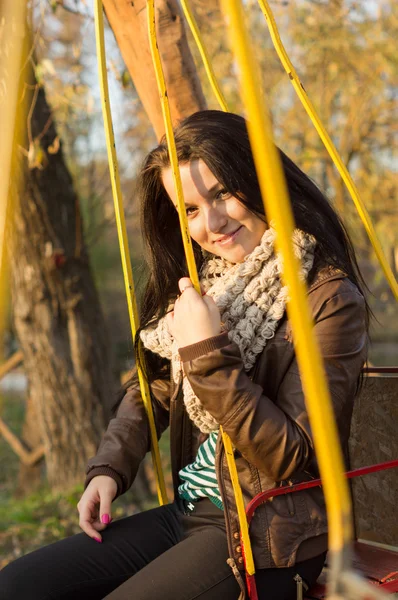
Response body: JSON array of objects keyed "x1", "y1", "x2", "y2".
[{"x1": 93, "y1": 1, "x2": 398, "y2": 598}]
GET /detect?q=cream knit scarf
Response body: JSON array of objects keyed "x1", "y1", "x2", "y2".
[{"x1": 140, "y1": 227, "x2": 316, "y2": 433}]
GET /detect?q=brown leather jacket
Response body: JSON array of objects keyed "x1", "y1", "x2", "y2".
[{"x1": 85, "y1": 267, "x2": 368, "y2": 574}]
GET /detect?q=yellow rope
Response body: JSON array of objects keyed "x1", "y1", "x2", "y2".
[
  {"x1": 147, "y1": 0, "x2": 255, "y2": 576},
  {"x1": 93, "y1": 0, "x2": 168, "y2": 506},
  {"x1": 180, "y1": 0, "x2": 229, "y2": 111},
  {"x1": 220, "y1": 0, "x2": 356, "y2": 590},
  {"x1": 147, "y1": 0, "x2": 200, "y2": 292},
  {"x1": 257, "y1": 0, "x2": 398, "y2": 302}
]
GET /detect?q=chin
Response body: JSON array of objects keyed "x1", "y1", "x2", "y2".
[{"x1": 219, "y1": 248, "x2": 248, "y2": 263}]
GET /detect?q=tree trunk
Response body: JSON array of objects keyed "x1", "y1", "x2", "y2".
[
  {"x1": 8, "y1": 63, "x2": 112, "y2": 491},
  {"x1": 15, "y1": 394, "x2": 43, "y2": 496},
  {"x1": 102, "y1": 0, "x2": 207, "y2": 139}
]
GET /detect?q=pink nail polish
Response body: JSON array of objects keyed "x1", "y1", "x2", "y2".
[
  {"x1": 101, "y1": 514, "x2": 110, "y2": 524},
  {"x1": 94, "y1": 537, "x2": 102, "y2": 543}
]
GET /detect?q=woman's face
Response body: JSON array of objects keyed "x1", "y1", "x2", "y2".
[{"x1": 161, "y1": 160, "x2": 266, "y2": 263}]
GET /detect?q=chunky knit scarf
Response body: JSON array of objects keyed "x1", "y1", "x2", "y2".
[{"x1": 140, "y1": 227, "x2": 316, "y2": 433}]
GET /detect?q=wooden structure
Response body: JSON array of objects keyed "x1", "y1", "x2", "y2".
[{"x1": 308, "y1": 371, "x2": 398, "y2": 597}]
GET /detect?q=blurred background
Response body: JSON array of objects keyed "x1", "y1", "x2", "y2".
[{"x1": 0, "y1": 0, "x2": 396, "y2": 567}]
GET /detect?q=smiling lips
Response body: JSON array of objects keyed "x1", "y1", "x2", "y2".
[{"x1": 214, "y1": 226, "x2": 243, "y2": 245}]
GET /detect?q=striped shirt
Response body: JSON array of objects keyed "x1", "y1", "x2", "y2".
[{"x1": 178, "y1": 431, "x2": 224, "y2": 510}]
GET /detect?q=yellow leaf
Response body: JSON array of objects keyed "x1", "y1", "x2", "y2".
[{"x1": 47, "y1": 136, "x2": 60, "y2": 155}]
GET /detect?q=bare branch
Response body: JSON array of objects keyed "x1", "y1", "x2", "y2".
[
  {"x1": 0, "y1": 350, "x2": 24, "y2": 382},
  {"x1": 51, "y1": 0, "x2": 94, "y2": 21},
  {"x1": 0, "y1": 417, "x2": 45, "y2": 466}
]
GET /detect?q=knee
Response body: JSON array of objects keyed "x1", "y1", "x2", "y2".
[
  {"x1": 0, "y1": 560, "x2": 20, "y2": 599},
  {"x1": 0, "y1": 557, "x2": 43, "y2": 600}
]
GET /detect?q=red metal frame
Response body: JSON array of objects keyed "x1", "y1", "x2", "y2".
[
  {"x1": 242, "y1": 459, "x2": 398, "y2": 599},
  {"x1": 245, "y1": 459, "x2": 398, "y2": 524},
  {"x1": 379, "y1": 576, "x2": 398, "y2": 594},
  {"x1": 380, "y1": 581, "x2": 398, "y2": 593}
]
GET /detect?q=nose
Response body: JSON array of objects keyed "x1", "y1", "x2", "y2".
[{"x1": 206, "y1": 205, "x2": 228, "y2": 234}]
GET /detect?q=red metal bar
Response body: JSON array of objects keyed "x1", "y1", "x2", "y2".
[
  {"x1": 245, "y1": 573, "x2": 258, "y2": 600},
  {"x1": 380, "y1": 572, "x2": 398, "y2": 584},
  {"x1": 379, "y1": 579, "x2": 398, "y2": 594},
  {"x1": 246, "y1": 459, "x2": 398, "y2": 524},
  {"x1": 245, "y1": 460, "x2": 398, "y2": 599}
]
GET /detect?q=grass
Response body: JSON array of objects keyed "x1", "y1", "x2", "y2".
[
  {"x1": 0, "y1": 481, "x2": 155, "y2": 568},
  {"x1": 0, "y1": 389, "x2": 26, "y2": 506}
]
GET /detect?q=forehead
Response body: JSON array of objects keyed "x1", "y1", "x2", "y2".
[{"x1": 162, "y1": 159, "x2": 219, "y2": 201}]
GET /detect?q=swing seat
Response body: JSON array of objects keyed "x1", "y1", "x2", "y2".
[{"x1": 305, "y1": 541, "x2": 398, "y2": 598}]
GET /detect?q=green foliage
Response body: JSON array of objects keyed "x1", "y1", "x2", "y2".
[
  {"x1": 0, "y1": 485, "x2": 82, "y2": 532},
  {"x1": 0, "y1": 390, "x2": 25, "y2": 499},
  {"x1": 0, "y1": 482, "x2": 150, "y2": 568}
]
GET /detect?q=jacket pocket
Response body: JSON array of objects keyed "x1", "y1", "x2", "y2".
[
  {"x1": 271, "y1": 481, "x2": 296, "y2": 517},
  {"x1": 286, "y1": 493, "x2": 295, "y2": 517}
]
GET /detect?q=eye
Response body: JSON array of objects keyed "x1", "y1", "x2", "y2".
[
  {"x1": 215, "y1": 188, "x2": 231, "y2": 200},
  {"x1": 186, "y1": 206, "x2": 198, "y2": 217}
]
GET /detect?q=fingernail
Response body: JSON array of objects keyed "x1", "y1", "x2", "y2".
[
  {"x1": 101, "y1": 514, "x2": 110, "y2": 524},
  {"x1": 94, "y1": 537, "x2": 102, "y2": 543}
]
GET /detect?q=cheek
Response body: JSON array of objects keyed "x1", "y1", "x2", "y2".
[
  {"x1": 188, "y1": 217, "x2": 206, "y2": 244},
  {"x1": 225, "y1": 199, "x2": 251, "y2": 222}
]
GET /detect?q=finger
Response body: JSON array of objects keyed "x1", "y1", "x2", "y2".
[
  {"x1": 166, "y1": 311, "x2": 174, "y2": 330},
  {"x1": 99, "y1": 490, "x2": 114, "y2": 527},
  {"x1": 202, "y1": 295, "x2": 217, "y2": 309},
  {"x1": 178, "y1": 277, "x2": 194, "y2": 294},
  {"x1": 91, "y1": 520, "x2": 107, "y2": 532},
  {"x1": 78, "y1": 503, "x2": 103, "y2": 542}
]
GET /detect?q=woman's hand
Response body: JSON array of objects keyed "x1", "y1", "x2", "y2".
[
  {"x1": 167, "y1": 277, "x2": 222, "y2": 348},
  {"x1": 77, "y1": 475, "x2": 117, "y2": 542}
]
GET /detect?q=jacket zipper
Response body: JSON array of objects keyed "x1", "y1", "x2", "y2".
[
  {"x1": 216, "y1": 434, "x2": 237, "y2": 563},
  {"x1": 169, "y1": 366, "x2": 182, "y2": 498}
]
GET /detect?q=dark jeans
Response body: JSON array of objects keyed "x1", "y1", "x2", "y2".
[{"x1": 0, "y1": 498, "x2": 325, "y2": 600}]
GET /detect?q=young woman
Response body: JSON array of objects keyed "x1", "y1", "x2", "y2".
[{"x1": 0, "y1": 110, "x2": 369, "y2": 600}]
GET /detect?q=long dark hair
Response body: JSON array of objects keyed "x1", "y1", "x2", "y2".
[{"x1": 120, "y1": 110, "x2": 369, "y2": 401}]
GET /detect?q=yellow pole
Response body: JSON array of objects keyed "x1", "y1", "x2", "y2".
[
  {"x1": 93, "y1": 0, "x2": 168, "y2": 506},
  {"x1": 220, "y1": 0, "x2": 354, "y2": 595},
  {"x1": 257, "y1": 0, "x2": 398, "y2": 302},
  {"x1": 147, "y1": 0, "x2": 256, "y2": 576},
  {"x1": 147, "y1": 0, "x2": 200, "y2": 292},
  {"x1": 0, "y1": 1, "x2": 27, "y2": 360},
  {"x1": 180, "y1": 0, "x2": 229, "y2": 112}
]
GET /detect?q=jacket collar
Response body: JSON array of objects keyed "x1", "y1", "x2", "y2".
[{"x1": 308, "y1": 265, "x2": 347, "y2": 294}]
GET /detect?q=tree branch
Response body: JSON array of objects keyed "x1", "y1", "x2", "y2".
[
  {"x1": 51, "y1": 0, "x2": 94, "y2": 21},
  {"x1": 0, "y1": 417, "x2": 45, "y2": 466},
  {"x1": 0, "y1": 350, "x2": 24, "y2": 382}
]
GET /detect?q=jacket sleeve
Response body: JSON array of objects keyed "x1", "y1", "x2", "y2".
[
  {"x1": 180, "y1": 281, "x2": 368, "y2": 482},
  {"x1": 85, "y1": 373, "x2": 171, "y2": 497}
]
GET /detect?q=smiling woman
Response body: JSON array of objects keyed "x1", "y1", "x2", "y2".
[
  {"x1": 162, "y1": 160, "x2": 267, "y2": 263},
  {"x1": 0, "y1": 110, "x2": 370, "y2": 600}
]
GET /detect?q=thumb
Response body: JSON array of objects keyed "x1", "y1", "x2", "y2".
[
  {"x1": 202, "y1": 294, "x2": 218, "y2": 311},
  {"x1": 99, "y1": 490, "x2": 113, "y2": 527}
]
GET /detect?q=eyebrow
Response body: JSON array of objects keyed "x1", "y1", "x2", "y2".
[
  {"x1": 190, "y1": 182, "x2": 222, "y2": 203},
  {"x1": 207, "y1": 182, "x2": 222, "y2": 196},
  {"x1": 173, "y1": 182, "x2": 222, "y2": 209}
]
